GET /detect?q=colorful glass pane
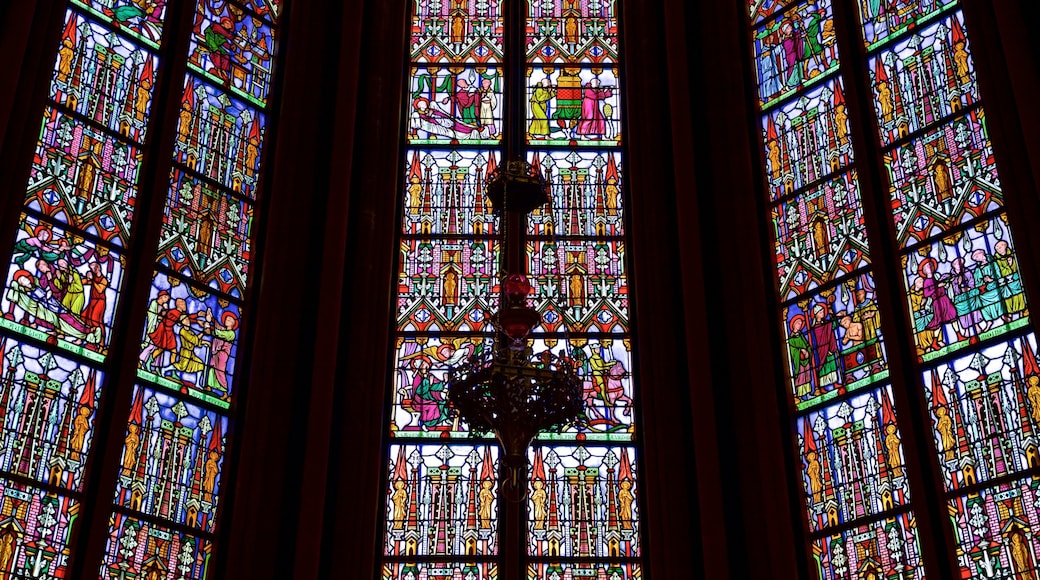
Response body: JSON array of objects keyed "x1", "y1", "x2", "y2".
[
  {"x1": 526, "y1": 445, "x2": 640, "y2": 558},
  {"x1": 397, "y1": 238, "x2": 499, "y2": 333},
  {"x1": 949, "y1": 477, "x2": 1040, "y2": 580},
  {"x1": 103, "y1": 513, "x2": 212, "y2": 580},
  {"x1": 527, "y1": 240, "x2": 627, "y2": 334},
  {"x1": 384, "y1": 444, "x2": 499, "y2": 557},
  {"x1": 409, "y1": 67, "x2": 503, "y2": 146},
  {"x1": 886, "y1": 110, "x2": 1000, "y2": 248},
  {"x1": 526, "y1": 0, "x2": 619, "y2": 64},
  {"x1": 410, "y1": 0, "x2": 503, "y2": 63},
  {"x1": 391, "y1": 335, "x2": 494, "y2": 437},
  {"x1": 0, "y1": 339, "x2": 102, "y2": 490},
  {"x1": 27, "y1": 109, "x2": 141, "y2": 247},
  {"x1": 113, "y1": 386, "x2": 227, "y2": 532},
  {"x1": 402, "y1": 149, "x2": 500, "y2": 237},
  {"x1": 526, "y1": 67, "x2": 620, "y2": 146},
  {"x1": 797, "y1": 387, "x2": 910, "y2": 532},
  {"x1": 761, "y1": 79, "x2": 853, "y2": 201},
  {"x1": 160, "y1": 169, "x2": 254, "y2": 295},
  {"x1": 527, "y1": 150, "x2": 624, "y2": 237},
  {"x1": 51, "y1": 9, "x2": 158, "y2": 141},
  {"x1": 528, "y1": 563, "x2": 642, "y2": 580},
  {"x1": 783, "y1": 272, "x2": 889, "y2": 410},
  {"x1": 868, "y1": 11, "x2": 978, "y2": 145},
  {"x1": 923, "y1": 333, "x2": 1040, "y2": 491},
  {"x1": 383, "y1": 562, "x2": 498, "y2": 580},
  {"x1": 239, "y1": 0, "x2": 282, "y2": 23},
  {"x1": 903, "y1": 215, "x2": 1029, "y2": 361},
  {"x1": 752, "y1": 0, "x2": 839, "y2": 109},
  {"x1": 811, "y1": 512, "x2": 924, "y2": 580},
  {"x1": 174, "y1": 77, "x2": 266, "y2": 198},
  {"x1": 749, "y1": 0, "x2": 794, "y2": 24},
  {"x1": 773, "y1": 170, "x2": 870, "y2": 300},
  {"x1": 858, "y1": 0, "x2": 958, "y2": 51},
  {"x1": 0, "y1": 479, "x2": 79, "y2": 578},
  {"x1": 69, "y1": 0, "x2": 168, "y2": 48},
  {"x1": 188, "y1": 0, "x2": 277, "y2": 106},
  {"x1": 138, "y1": 272, "x2": 242, "y2": 408},
  {"x1": 1, "y1": 214, "x2": 124, "y2": 361}
]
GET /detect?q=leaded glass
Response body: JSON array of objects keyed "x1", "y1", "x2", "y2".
[
  {"x1": 527, "y1": 150, "x2": 623, "y2": 237},
  {"x1": 902, "y1": 215, "x2": 1029, "y2": 361},
  {"x1": 0, "y1": 338, "x2": 102, "y2": 490},
  {"x1": 868, "y1": 11, "x2": 977, "y2": 145},
  {"x1": 402, "y1": 150, "x2": 500, "y2": 236},
  {"x1": 762, "y1": 79, "x2": 853, "y2": 201},
  {"x1": 783, "y1": 273, "x2": 889, "y2": 410},
  {"x1": 526, "y1": 446, "x2": 640, "y2": 558},
  {"x1": 69, "y1": 0, "x2": 168, "y2": 48},
  {"x1": 949, "y1": 478, "x2": 1040, "y2": 579},
  {"x1": 137, "y1": 272, "x2": 242, "y2": 408},
  {"x1": 0, "y1": 479, "x2": 79, "y2": 578},
  {"x1": 409, "y1": 67, "x2": 503, "y2": 146},
  {"x1": 526, "y1": 0, "x2": 619, "y2": 64},
  {"x1": 411, "y1": 0, "x2": 504, "y2": 63},
  {"x1": 384, "y1": 444, "x2": 499, "y2": 557},
  {"x1": 525, "y1": 67, "x2": 620, "y2": 146},
  {"x1": 397, "y1": 238, "x2": 499, "y2": 333},
  {"x1": 103, "y1": 513, "x2": 212, "y2": 580},
  {"x1": 752, "y1": 0, "x2": 839, "y2": 109},
  {"x1": 923, "y1": 333, "x2": 1040, "y2": 490},
  {"x1": 858, "y1": 0, "x2": 958, "y2": 51},
  {"x1": 749, "y1": 0, "x2": 794, "y2": 24},
  {"x1": 1, "y1": 214, "x2": 125, "y2": 361},
  {"x1": 527, "y1": 240, "x2": 627, "y2": 334},
  {"x1": 188, "y1": 0, "x2": 277, "y2": 106},
  {"x1": 28, "y1": 109, "x2": 142, "y2": 246},
  {"x1": 51, "y1": 9, "x2": 159, "y2": 140},
  {"x1": 528, "y1": 563, "x2": 641, "y2": 580},
  {"x1": 886, "y1": 110, "x2": 1000, "y2": 248},
  {"x1": 773, "y1": 170, "x2": 869, "y2": 300},
  {"x1": 239, "y1": 0, "x2": 281, "y2": 23},
  {"x1": 811, "y1": 513, "x2": 924, "y2": 580},
  {"x1": 383, "y1": 562, "x2": 499, "y2": 580}
]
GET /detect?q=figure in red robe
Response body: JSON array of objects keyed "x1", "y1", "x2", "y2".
[{"x1": 576, "y1": 79, "x2": 612, "y2": 137}]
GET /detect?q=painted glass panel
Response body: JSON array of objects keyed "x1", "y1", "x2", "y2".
[
  {"x1": 902, "y1": 215, "x2": 1030, "y2": 362},
  {"x1": 526, "y1": 67, "x2": 620, "y2": 146},
  {"x1": 749, "y1": 0, "x2": 795, "y2": 24},
  {"x1": 409, "y1": 67, "x2": 503, "y2": 146},
  {"x1": 811, "y1": 513, "x2": 924, "y2": 580},
  {"x1": 113, "y1": 386, "x2": 227, "y2": 533},
  {"x1": 402, "y1": 149, "x2": 500, "y2": 237},
  {"x1": 138, "y1": 272, "x2": 242, "y2": 408},
  {"x1": 391, "y1": 335, "x2": 494, "y2": 437},
  {"x1": 526, "y1": 445, "x2": 640, "y2": 558},
  {"x1": 762, "y1": 79, "x2": 853, "y2": 201},
  {"x1": 383, "y1": 562, "x2": 498, "y2": 580},
  {"x1": 752, "y1": 0, "x2": 839, "y2": 109},
  {"x1": 174, "y1": 76, "x2": 266, "y2": 198},
  {"x1": 69, "y1": 0, "x2": 168, "y2": 48},
  {"x1": 1, "y1": 215, "x2": 125, "y2": 362},
  {"x1": 0, "y1": 338, "x2": 102, "y2": 490},
  {"x1": 527, "y1": 240, "x2": 627, "y2": 334},
  {"x1": 527, "y1": 150, "x2": 624, "y2": 237},
  {"x1": 160, "y1": 169, "x2": 254, "y2": 295},
  {"x1": 397, "y1": 238, "x2": 499, "y2": 333},
  {"x1": 949, "y1": 478, "x2": 1040, "y2": 580},
  {"x1": 526, "y1": 0, "x2": 619, "y2": 64},
  {"x1": 384, "y1": 444, "x2": 499, "y2": 557},
  {"x1": 869, "y1": 11, "x2": 978, "y2": 145},
  {"x1": 886, "y1": 110, "x2": 1000, "y2": 248},
  {"x1": 528, "y1": 563, "x2": 642, "y2": 579},
  {"x1": 858, "y1": 0, "x2": 959, "y2": 51},
  {"x1": 28, "y1": 109, "x2": 142, "y2": 247},
  {"x1": 783, "y1": 272, "x2": 889, "y2": 410},
  {"x1": 923, "y1": 333, "x2": 1040, "y2": 491},
  {"x1": 188, "y1": 0, "x2": 277, "y2": 106},
  {"x1": 103, "y1": 513, "x2": 212, "y2": 580},
  {"x1": 773, "y1": 170, "x2": 870, "y2": 300},
  {"x1": 798, "y1": 387, "x2": 910, "y2": 532},
  {"x1": 0, "y1": 479, "x2": 79, "y2": 578},
  {"x1": 411, "y1": 0, "x2": 504, "y2": 63},
  {"x1": 239, "y1": 0, "x2": 281, "y2": 23},
  {"x1": 51, "y1": 9, "x2": 158, "y2": 141}
]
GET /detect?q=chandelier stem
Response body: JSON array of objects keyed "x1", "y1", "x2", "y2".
[{"x1": 500, "y1": 453, "x2": 528, "y2": 580}]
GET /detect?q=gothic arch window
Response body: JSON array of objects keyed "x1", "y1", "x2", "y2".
[
  {"x1": 382, "y1": 1, "x2": 642, "y2": 578},
  {"x1": 748, "y1": 1, "x2": 1040, "y2": 578},
  {"x1": 0, "y1": 0, "x2": 284, "y2": 576}
]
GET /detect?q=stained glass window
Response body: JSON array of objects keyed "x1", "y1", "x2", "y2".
[
  {"x1": 383, "y1": 1, "x2": 641, "y2": 578},
  {"x1": 748, "y1": 1, "x2": 1040, "y2": 578},
  {"x1": 0, "y1": 0, "x2": 283, "y2": 575}
]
